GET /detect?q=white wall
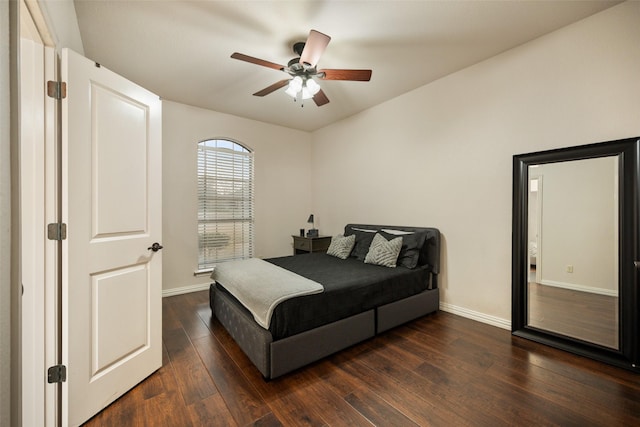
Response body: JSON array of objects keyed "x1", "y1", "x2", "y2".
[
  {"x1": 311, "y1": 1, "x2": 640, "y2": 327},
  {"x1": 538, "y1": 158, "x2": 617, "y2": 293},
  {"x1": 162, "y1": 101, "x2": 313, "y2": 293},
  {"x1": 38, "y1": 0, "x2": 84, "y2": 54}
]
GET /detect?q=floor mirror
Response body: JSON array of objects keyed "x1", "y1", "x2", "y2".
[{"x1": 512, "y1": 136, "x2": 640, "y2": 371}]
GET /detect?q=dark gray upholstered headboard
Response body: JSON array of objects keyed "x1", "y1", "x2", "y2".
[{"x1": 344, "y1": 224, "x2": 441, "y2": 287}]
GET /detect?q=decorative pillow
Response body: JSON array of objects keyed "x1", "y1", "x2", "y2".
[
  {"x1": 364, "y1": 233, "x2": 403, "y2": 268},
  {"x1": 380, "y1": 230, "x2": 427, "y2": 269},
  {"x1": 326, "y1": 234, "x2": 356, "y2": 259},
  {"x1": 344, "y1": 226, "x2": 376, "y2": 261}
]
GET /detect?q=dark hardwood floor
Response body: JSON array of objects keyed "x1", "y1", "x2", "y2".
[{"x1": 83, "y1": 290, "x2": 640, "y2": 426}]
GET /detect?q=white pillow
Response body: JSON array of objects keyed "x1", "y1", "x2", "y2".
[
  {"x1": 351, "y1": 227, "x2": 377, "y2": 233},
  {"x1": 381, "y1": 228, "x2": 414, "y2": 235}
]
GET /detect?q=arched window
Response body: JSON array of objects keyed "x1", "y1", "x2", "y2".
[{"x1": 197, "y1": 139, "x2": 254, "y2": 270}]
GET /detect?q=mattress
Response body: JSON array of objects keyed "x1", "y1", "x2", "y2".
[{"x1": 215, "y1": 252, "x2": 431, "y2": 340}]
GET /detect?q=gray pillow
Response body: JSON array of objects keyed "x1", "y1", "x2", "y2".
[
  {"x1": 364, "y1": 233, "x2": 402, "y2": 268},
  {"x1": 380, "y1": 230, "x2": 427, "y2": 269},
  {"x1": 326, "y1": 234, "x2": 356, "y2": 259},
  {"x1": 344, "y1": 227, "x2": 376, "y2": 261}
]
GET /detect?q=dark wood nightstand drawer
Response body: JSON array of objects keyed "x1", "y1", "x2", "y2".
[
  {"x1": 294, "y1": 238, "x2": 311, "y2": 251},
  {"x1": 292, "y1": 235, "x2": 332, "y2": 255}
]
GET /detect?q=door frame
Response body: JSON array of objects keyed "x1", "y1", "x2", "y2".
[
  {"x1": 18, "y1": 3, "x2": 163, "y2": 425},
  {"x1": 529, "y1": 174, "x2": 543, "y2": 284},
  {"x1": 18, "y1": 0, "x2": 58, "y2": 425}
]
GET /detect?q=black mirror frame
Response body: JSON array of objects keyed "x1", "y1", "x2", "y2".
[{"x1": 512, "y1": 136, "x2": 640, "y2": 372}]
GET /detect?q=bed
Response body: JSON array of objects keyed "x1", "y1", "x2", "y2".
[
  {"x1": 209, "y1": 224, "x2": 441, "y2": 379},
  {"x1": 529, "y1": 241, "x2": 537, "y2": 266}
]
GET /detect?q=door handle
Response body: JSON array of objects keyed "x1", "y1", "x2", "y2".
[
  {"x1": 148, "y1": 242, "x2": 163, "y2": 252},
  {"x1": 635, "y1": 261, "x2": 640, "y2": 270}
]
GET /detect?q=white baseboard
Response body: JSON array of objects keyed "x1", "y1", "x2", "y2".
[
  {"x1": 539, "y1": 280, "x2": 618, "y2": 297},
  {"x1": 162, "y1": 283, "x2": 211, "y2": 297},
  {"x1": 162, "y1": 284, "x2": 513, "y2": 330},
  {"x1": 439, "y1": 302, "x2": 511, "y2": 330}
]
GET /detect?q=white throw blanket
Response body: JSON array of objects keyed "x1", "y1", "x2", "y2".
[{"x1": 212, "y1": 258, "x2": 324, "y2": 329}]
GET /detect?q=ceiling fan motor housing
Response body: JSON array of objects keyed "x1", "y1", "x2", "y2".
[
  {"x1": 287, "y1": 58, "x2": 303, "y2": 69},
  {"x1": 292, "y1": 41, "x2": 306, "y2": 57}
]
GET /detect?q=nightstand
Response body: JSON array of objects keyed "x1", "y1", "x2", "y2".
[{"x1": 292, "y1": 235, "x2": 332, "y2": 255}]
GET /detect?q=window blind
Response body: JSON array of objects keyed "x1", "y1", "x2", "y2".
[{"x1": 197, "y1": 140, "x2": 254, "y2": 269}]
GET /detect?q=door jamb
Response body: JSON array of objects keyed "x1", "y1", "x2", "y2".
[{"x1": 18, "y1": 0, "x2": 58, "y2": 425}]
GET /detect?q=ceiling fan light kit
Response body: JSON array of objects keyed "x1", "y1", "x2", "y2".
[
  {"x1": 285, "y1": 76, "x2": 320, "y2": 100},
  {"x1": 231, "y1": 29, "x2": 372, "y2": 107}
]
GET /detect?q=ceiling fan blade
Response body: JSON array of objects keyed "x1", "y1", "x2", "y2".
[
  {"x1": 253, "y1": 79, "x2": 290, "y2": 97},
  {"x1": 299, "y1": 30, "x2": 331, "y2": 67},
  {"x1": 231, "y1": 52, "x2": 285, "y2": 71},
  {"x1": 313, "y1": 89, "x2": 330, "y2": 107},
  {"x1": 319, "y1": 69, "x2": 372, "y2": 81}
]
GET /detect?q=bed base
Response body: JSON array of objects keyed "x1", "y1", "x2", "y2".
[{"x1": 210, "y1": 283, "x2": 439, "y2": 379}]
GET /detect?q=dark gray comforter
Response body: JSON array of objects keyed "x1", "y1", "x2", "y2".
[{"x1": 216, "y1": 252, "x2": 431, "y2": 340}]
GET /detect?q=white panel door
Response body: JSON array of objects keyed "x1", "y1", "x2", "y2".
[{"x1": 61, "y1": 48, "x2": 162, "y2": 427}]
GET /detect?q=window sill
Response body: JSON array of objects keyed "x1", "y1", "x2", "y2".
[{"x1": 193, "y1": 268, "x2": 213, "y2": 277}]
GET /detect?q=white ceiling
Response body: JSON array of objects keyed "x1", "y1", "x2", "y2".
[{"x1": 74, "y1": 0, "x2": 619, "y2": 132}]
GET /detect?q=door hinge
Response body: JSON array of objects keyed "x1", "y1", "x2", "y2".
[
  {"x1": 47, "y1": 223, "x2": 67, "y2": 240},
  {"x1": 47, "y1": 80, "x2": 67, "y2": 99},
  {"x1": 47, "y1": 365, "x2": 67, "y2": 383}
]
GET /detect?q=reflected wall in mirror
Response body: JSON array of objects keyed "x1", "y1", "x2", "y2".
[
  {"x1": 512, "y1": 137, "x2": 640, "y2": 372},
  {"x1": 527, "y1": 157, "x2": 619, "y2": 349}
]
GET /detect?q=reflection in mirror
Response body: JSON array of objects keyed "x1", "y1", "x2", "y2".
[{"x1": 526, "y1": 157, "x2": 619, "y2": 349}]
